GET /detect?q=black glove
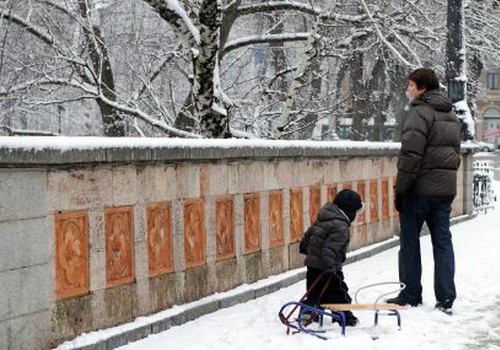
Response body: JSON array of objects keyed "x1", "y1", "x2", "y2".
[
  {"x1": 299, "y1": 237, "x2": 307, "y2": 255},
  {"x1": 327, "y1": 266, "x2": 338, "y2": 275},
  {"x1": 395, "y1": 193, "x2": 405, "y2": 213}
]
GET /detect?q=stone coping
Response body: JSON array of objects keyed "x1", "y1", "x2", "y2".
[{"x1": 0, "y1": 137, "x2": 475, "y2": 167}]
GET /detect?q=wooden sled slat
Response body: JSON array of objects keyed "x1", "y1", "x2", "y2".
[{"x1": 321, "y1": 303, "x2": 406, "y2": 311}]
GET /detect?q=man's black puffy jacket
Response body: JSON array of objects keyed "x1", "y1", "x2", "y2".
[{"x1": 396, "y1": 89, "x2": 461, "y2": 196}]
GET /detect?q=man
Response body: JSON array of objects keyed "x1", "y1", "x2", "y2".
[{"x1": 387, "y1": 68, "x2": 461, "y2": 315}]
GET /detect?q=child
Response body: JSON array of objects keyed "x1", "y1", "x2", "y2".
[{"x1": 299, "y1": 189, "x2": 363, "y2": 326}]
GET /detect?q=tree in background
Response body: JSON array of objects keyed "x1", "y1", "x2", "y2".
[{"x1": 0, "y1": 0, "x2": 498, "y2": 139}]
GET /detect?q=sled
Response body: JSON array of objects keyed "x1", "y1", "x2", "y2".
[{"x1": 278, "y1": 277, "x2": 406, "y2": 340}]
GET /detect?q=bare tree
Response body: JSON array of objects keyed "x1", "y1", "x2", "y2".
[
  {"x1": 1, "y1": 0, "x2": 497, "y2": 140},
  {"x1": 0, "y1": 0, "x2": 199, "y2": 137}
]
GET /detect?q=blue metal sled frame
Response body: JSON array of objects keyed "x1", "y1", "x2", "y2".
[{"x1": 278, "y1": 301, "x2": 346, "y2": 340}]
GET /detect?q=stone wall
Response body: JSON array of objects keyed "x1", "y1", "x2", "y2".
[{"x1": 0, "y1": 139, "x2": 474, "y2": 350}]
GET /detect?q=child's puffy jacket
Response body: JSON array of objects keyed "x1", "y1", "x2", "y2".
[{"x1": 299, "y1": 202, "x2": 351, "y2": 271}]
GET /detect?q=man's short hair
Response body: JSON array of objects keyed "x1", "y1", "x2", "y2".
[{"x1": 408, "y1": 68, "x2": 440, "y2": 91}]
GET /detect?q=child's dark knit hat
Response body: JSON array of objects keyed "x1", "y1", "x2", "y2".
[{"x1": 333, "y1": 189, "x2": 363, "y2": 222}]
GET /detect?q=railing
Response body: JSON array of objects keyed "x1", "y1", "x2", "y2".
[{"x1": 473, "y1": 160, "x2": 497, "y2": 212}]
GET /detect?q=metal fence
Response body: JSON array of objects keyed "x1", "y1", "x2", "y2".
[{"x1": 473, "y1": 160, "x2": 497, "y2": 212}]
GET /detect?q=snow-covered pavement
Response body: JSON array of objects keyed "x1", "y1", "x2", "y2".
[{"x1": 93, "y1": 182, "x2": 500, "y2": 350}]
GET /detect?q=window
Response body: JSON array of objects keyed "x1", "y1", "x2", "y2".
[
  {"x1": 484, "y1": 108, "x2": 500, "y2": 119},
  {"x1": 486, "y1": 72, "x2": 500, "y2": 90},
  {"x1": 483, "y1": 108, "x2": 500, "y2": 140}
]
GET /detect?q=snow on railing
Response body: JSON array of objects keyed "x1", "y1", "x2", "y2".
[{"x1": 473, "y1": 160, "x2": 497, "y2": 213}]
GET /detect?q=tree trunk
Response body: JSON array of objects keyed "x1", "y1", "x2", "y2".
[
  {"x1": 78, "y1": 1, "x2": 125, "y2": 136},
  {"x1": 95, "y1": 27, "x2": 125, "y2": 136},
  {"x1": 368, "y1": 55, "x2": 387, "y2": 141},
  {"x1": 446, "y1": 0, "x2": 466, "y2": 103},
  {"x1": 267, "y1": 13, "x2": 293, "y2": 138},
  {"x1": 466, "y1": 49, "x2": 483, "y2": 118},
  {"x1": 350, "y1": 51, "x2": 366, "y2": 141},
  {"x1": 193, "y1": 0, "x2": 230, "y2": 138},
  {"x1": 273, "y1": 7, "x2": 328, "y2": 139},
  {"x1": 298, "y1": 57, "x2": 322, "y2": 140},
  {"x1": 391, "y1": 63, "x2": 409, "y2": 142}
]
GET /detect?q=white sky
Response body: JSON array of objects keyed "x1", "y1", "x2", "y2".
[{"x1": 56, "y1": 180, "x2": 500, "y2": 350}]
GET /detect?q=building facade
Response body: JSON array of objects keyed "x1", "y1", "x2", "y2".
[{"x1": 476, "y1": 64, "x2": 500, "y2": 145}]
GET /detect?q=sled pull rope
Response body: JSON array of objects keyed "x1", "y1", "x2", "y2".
[{"x1": 281, "y1": 271, "x2": 329, "y2": 328}]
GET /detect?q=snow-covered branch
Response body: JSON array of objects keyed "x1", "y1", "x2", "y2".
[
  {"x1": 98, "y1": 93, "x2": 201, "y2": 138},
  {"x1": 142, "y1": 0, "x2": 200, "y2": 49},
  {"x1": 234, "y1": 1, "x2": 369, "y2": 23},
  {"x1": 224, "y1": 33, "x2": 310, "y2": 55},
  {"x1": 0, "y1": 9, "x2": 54, "y2": 45},
  {"x1": 234, "y1": 1, "x2": 320, "y2": 17},
  {"x1": 357, "y1": 0, "x2": 416, "y2": 68}
]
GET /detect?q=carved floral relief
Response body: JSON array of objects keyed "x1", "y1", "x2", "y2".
[
  {"x1": 184, "y1": 199, "x2": 205, "y2": 268},
  {"x1": 382, "y1": 178, "x2": 389, "y2": 219},
  {"x1": 309, "y1": 186, "x2": 320, "y2": 224},
  {"x1": 370, "y1": 179, "x2": 379, "y2": 223},
  {"x1": 269, "y1": 190, "x2": 284, "y2": 248},
  {"x1": 105, "y1": 207, "x2": 134, "y2": 287},
  {"x1": 55, "y1": 211, "x2": 89, "y2": 299},
  {"x1": 244, "y1": 193, "x2": 260, "y2": 254},
  {"x1": 147, "y1": 203, "x2": 173, "y2": 277},
  {"x1": 216, "y1": 196, "x2": 235, "y2": 260},
  {"x1": 290, "y1": 189, "x2": 304, "y2": 243}
]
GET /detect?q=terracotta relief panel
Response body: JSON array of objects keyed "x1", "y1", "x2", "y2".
[
  {"x1": 105, "y1": 206, "x2": 134, "y2": 288},
  {"x1": 392, "y1": 176, "x2": 399, "y2": 217},
  {"x1": 269, "y1": 190, "x2": 284, "y2": 248},
  {"x1": 382, "y1": 177, "x2": 389, "y2": 219},
  {"x1": 215, "y1": 196, "x2": 235, "y2": 260},
  {"x1": 55, "y1": 211, "x2": 89, "y2": 299},
  {"x1": 244, "y1": 193, "x2": 260, "y2": 254},
  {"x1": 356, "y1": 182, "x2": 366, "y2": 225},
  {"x1": 147, "y1": 202, "x2": 173, "y2": 277},
  {"x1": 327, "y1": 184, "x2": 338, "y2": 203},
  {"x1": 309, "y1": 186, "x2": 321, "y2": 224},
  {"x1": 290, "y1": 188, "x2": 304, "y2": 243},
  {"x1": 184, "y1": 199, "x2": 205, "y2": 268},
  {"x1": 370, "y1": 179, "x2": 379, "y2": 223}
]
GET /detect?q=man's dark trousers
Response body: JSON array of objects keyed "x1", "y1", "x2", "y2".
[{"x1": 398, "y1": 195, "x2": 456, "y2": 306}]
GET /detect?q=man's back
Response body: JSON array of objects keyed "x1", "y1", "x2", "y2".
[{"x1": 397, "y1": 90, "x2": 461, "y2": 197}]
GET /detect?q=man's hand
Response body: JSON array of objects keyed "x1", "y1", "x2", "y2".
[
  {"x1": 327, "y1": 266, "x2": 337, "y2": 275},
  {"x1": 395, "y1": 193, "x2": 405, "y2": 213}
]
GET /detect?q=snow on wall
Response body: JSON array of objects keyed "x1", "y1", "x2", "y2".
[{"x1": 0, "y1": 136, "x2": 401, "y2": 152}]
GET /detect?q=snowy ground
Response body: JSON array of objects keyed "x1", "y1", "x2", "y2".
[{"x1": 89, "y1": 181, "x2": 500, "y2": 350}]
